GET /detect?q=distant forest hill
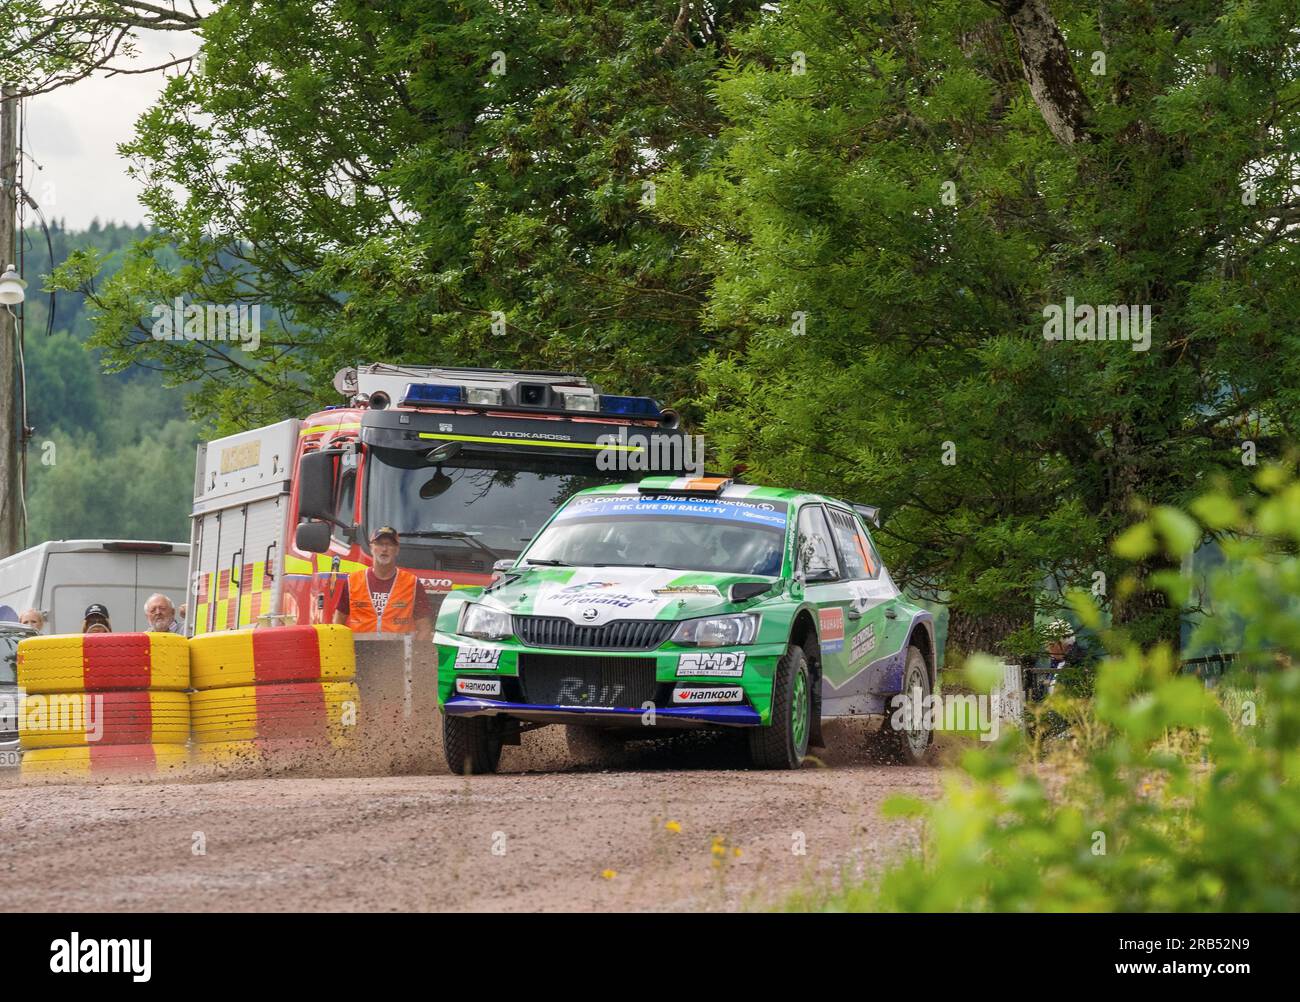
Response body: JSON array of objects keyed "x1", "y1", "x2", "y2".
[{"x1": 19, "y1": 220, "x2": 197, "y2": 546}]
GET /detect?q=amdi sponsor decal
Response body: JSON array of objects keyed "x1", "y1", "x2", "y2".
[
  {"x1": 676, "y1": 651, "x2": 747, "y2": 677},
  {"x1": 454, "y1": 648, "x2": 501, "y2": 669}
]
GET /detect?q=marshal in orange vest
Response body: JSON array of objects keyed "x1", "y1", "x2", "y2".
[{"x1": 346, "y1": 568, "x2": 419, "y2": 633}]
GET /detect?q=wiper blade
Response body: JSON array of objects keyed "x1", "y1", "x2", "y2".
[
  {"x1": 399, "y1": 530, "x2": 481, "y2": 539},
  {"x1": 524, "y1": 558, "x2": 570, "y2": 566}
]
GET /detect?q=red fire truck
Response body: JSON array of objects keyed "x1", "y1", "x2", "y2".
[{"x1": 185, "y1": 364, "x2": 688, "y2": 635}]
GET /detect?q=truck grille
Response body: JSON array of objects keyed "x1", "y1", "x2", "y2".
[
  {"x1": 518, "y1": 654, "x2": 658, "y2": 709},
  {"x1": 512, "y1": 616, "x2": 675, "y2": 651}
]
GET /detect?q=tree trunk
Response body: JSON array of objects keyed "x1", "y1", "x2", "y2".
[
  {"x1": 988, "y1": 0, "x2": 1093, "y2": 145},
  {"x1": 945, "y1": 602, "x2": 1032, "y2": 667}
]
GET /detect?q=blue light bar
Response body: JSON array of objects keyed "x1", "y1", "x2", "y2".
[
  {"x1": 598, "y1": 394, "x2": 661, "y2": 418},
  {"x1": 401, "y1": 382, "x2": 464, "y2": 406}
]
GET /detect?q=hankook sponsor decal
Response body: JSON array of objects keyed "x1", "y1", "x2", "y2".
[
  {"x1": 456, "y1": 677, "x2": 502, "y2": 695},
  {"x1": 672, "y1": 686, "x2": 745, "y2": 704}
]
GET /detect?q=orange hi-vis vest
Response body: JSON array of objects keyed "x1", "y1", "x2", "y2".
[{"x1": 347, "y1": 568, "x2": 418, "y2": 634}]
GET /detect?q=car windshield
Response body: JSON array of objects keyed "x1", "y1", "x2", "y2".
[
  {"x1": 524, "y1": 493, "x2": 789, "y2": 576},
  {"x1": 365, "y1": 448, "x2": 614, "y2": 572}
]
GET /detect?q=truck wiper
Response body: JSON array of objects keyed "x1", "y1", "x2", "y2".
[
  {"x1": 524, "y1": 558, "x2": 570, "y2": 566},
  {"x1": 398, "y1": 529, "x2": 500, "y2": 561}
]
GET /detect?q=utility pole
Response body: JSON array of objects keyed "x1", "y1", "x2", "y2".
[{"x1": 0, "y1": 83, "x2": 21, "y2": 558}]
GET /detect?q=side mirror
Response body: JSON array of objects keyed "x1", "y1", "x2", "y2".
[
  {"x1": 492, "y1": 559, "x2": 516, "y2": 574},
  {"x1": 295, "y1": 520, "x2": 331, "y2": 554},
  {"x1": 298, "y1": 449, "x2": 341, "y2": 521}
]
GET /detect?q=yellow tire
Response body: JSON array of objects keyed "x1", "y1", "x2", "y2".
[
  {"x1": 188, "y1": 625, "x2": 355, "y2": 690},
  {"x1": 19, "y1": 691, "x2": 190, "y2": 750},
  {"x1": 20, "y1": 743, "x2": 191, "y2": 778},
  {"x1": 190, "y1": 681, "x2": 358, "y2": 744},
  {"x1": 16, "y1": 632, "x2": 189, "y2": 694}
]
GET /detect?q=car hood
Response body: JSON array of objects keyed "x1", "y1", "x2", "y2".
[{"x1": 481, "y1": 565, "x2": 774, "y2": 626}]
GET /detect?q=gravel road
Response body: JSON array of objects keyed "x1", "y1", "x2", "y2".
[{"x1": 0, "y1": 720, "x2": 943, "y2": 912}]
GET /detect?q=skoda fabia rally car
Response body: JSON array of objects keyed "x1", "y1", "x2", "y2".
[{"x1": 435, "y1": 477, "x2": 936, "y2": 773}]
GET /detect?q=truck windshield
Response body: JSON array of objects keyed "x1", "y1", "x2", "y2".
[
  {"x1": 365, "y1": 449, "x2": 612, "y2": 572},
  {"x1": 523, "y1": 494, "x2": 789, "y2": 576}
]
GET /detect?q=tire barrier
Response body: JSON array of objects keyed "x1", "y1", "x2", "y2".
[
  {"x1": 17, "y1": 633, "x2": 191, "y2": 779},
  {"x1": 16, "y1": 633, "x2": 189, "y2": 693},
  {"x1": 188, "y1": 625, "x2": 355, "y2": 690},
  {"x1": 188, "y1": 627, "x2": 358, "y2": 771},
  {"x1": 15, "y1": 626, "x2": 362, "y2": 778},
  {"x1": 18, "y1": 691, "x2": 190, "y2": 750},
  {"x1": 19, "y1": 743, "x2": 191, "y2": 778},
  {"x1": 190, "y1": 681, "x2": 359, "y2": 743}
]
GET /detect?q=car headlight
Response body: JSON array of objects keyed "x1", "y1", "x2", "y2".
[
  {"x1": 671, "y1": 613, "x2": 760, "y2": 647},
  {"x1": 459, "y1": 604, "x2": 513, "y2": 641}
]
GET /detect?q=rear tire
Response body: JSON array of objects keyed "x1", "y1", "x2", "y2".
[
  {"x1": 749, "y1": 644, "x2": 811, "y2": 770},
  {"x1": 877, "y1": 645, "x2": 932, "y2": 765},
  {"x1": 443, "y1": 715, "x2": 502, "y2": 775}
]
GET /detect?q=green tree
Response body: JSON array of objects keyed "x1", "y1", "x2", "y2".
[
  {"x1": 657, "y1": 0, "x2": 1300, "y2": 649},
  {"x1": 805, "y1": 466, "x2": 1300, "y2": 912},
  {"x1": 12, "y1": 1, "x2": 762, "y2": 432}
]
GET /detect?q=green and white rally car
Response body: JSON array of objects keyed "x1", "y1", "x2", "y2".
[{"x1": 435, "y1": 476, "x2": 936, "y2": 773}]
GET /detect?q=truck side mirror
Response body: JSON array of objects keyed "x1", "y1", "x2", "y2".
[
  {"x1": 295, "y1": 520, "x2": 331, "y2": 554},
  {"x1": 298, "y1": 449, "x2": 340, "y2": 521}
]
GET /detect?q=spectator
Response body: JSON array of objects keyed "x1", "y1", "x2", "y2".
[
  {"x1": 82, "y1": 604, "x2": 112, "y2": 634},
  {"x1": 18, "y1": 608, "x2": 44, "y2": 633},
  {"x1": 332, "y1": 527, "x2": 432, "y2": 644},
  {"x1": 144, "y1": 593, "x2": 183, "y2": 633}
]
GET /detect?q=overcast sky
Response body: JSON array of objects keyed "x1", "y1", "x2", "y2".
[{"x1": 23, "y1": 29, "x2": 196, "y2": 231}]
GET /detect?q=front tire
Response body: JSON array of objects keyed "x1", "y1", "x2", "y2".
[
  {"x1": 749, "y1": 644, "x2": 812, "y2": 769},
  {"x1": 443, "y1": 715, "x2": 502, "y2": 775}
]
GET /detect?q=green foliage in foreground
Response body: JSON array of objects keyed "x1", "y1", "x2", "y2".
[{"x1": 804, "y1": 465, "x2": 1300, "y2": 912}]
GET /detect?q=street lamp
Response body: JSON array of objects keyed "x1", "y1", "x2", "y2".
[{"x1": 0, "y1": 264, "x2": 25, "y2": 306}]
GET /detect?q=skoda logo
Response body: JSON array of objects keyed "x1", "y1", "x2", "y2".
[{"x1": 581, "y1": 607, "x2": 599, "y2": 621}]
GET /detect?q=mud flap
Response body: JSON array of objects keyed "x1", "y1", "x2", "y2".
[{"x1": 809, "y1": 662, "x2": 825, "y2": 748}]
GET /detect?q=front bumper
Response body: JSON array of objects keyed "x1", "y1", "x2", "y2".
[
  {"x1": 443, "y1": 696, "x2": 761, "y2": 728},
  {"x1": 435, "y1": 632, "x2": 786, "y2": 728}
]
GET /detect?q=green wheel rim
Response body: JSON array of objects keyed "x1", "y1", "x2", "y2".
[{"x1": 791, "y1": 667, "x2": 809, "y2": 751}]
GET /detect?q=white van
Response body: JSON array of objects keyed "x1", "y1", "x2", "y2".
[{"x1": 0, "y1": 540, "x2": 190, "y2": 634}]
